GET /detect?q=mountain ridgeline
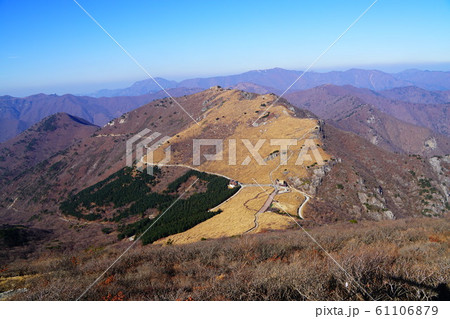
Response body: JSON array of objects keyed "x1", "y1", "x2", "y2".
[
  {"x1": 90, "y1": 68, "x2": 450, "y2": 97},
  {"x1": 0, "y1": 88, "x2": 447, "y2": 235},
  {"x1": 1, "y1": 68, "x2": 449, "y2": 143}
]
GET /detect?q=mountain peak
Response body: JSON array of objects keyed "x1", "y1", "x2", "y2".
[{"x1": 32, "y1": 112, "x2": 97, "y2": 133}]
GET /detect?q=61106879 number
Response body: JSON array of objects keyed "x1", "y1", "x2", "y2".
[{"x1": 375, "y1": 306, "x2": 438, "y2": 316}]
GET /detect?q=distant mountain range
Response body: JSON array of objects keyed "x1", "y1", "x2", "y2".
[
  {"x1": 0, "y1": 88, "x2": 201, "y2": 142},
  {"x1": 285, "y1": 85, "x2": 450, "y2": 137},
  {"x1": 285, "y1": 86, "x2": 450, "y2": 156},
  {"x1": 1, "y1": 68, "x2": 449, "y2": 144},
  {"x1": 89, "y1": 77, "x2": 178, "y2": 98},
  {"x1": 88, "y1": 68, "x2": 450, "y2": 97}
]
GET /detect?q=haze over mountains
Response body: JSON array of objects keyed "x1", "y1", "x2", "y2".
[
  {"x1": 89, "y1": 68, "x2": 450, "y2": 97},
  {"x1": 0, "y1": 88, "x2": 202, "y2": 142},
  {"x1": 89, "y1": 77, "x2": 178, "y2": 98},
  {"x1": 1, "y1": 68, "x2": 448, "y2": 160}
]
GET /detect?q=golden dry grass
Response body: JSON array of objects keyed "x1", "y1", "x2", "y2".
[
  {"x1": 147, "y1": 90, "x2": 331, "y2": 243},
  {"x1": 155, "y1": 186, "x2": 272, "y2": 245},
  {"x1": 148, "y1": 90, "x2": 331, "y2": 184},
  {"x1": 255, "y1": 212, "x2": 292, "y2": 232},
  {"x1": 273, "y1": 191, "x2": 305, "y2": 216}
]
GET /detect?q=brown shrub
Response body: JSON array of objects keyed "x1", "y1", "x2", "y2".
[{"x1": 4, "y1": 217, "x2": 449, "y2": 301}]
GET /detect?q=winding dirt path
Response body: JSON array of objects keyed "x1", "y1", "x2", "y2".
[
  {"x1": 243, "y1": 189, "x2": 278, "y2": 234},
  {"x1": 145, "y1": 147, "x2": 312, "y2": 233},
  {"x1": 296, "y1": 191, "x2": 310, "y2": 219}
]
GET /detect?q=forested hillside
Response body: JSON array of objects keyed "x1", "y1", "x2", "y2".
[{"x1": 60, "y1": 168, "x2": 241, "y2": 244}]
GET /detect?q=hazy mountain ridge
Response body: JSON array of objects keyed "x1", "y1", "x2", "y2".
[
  {"x1": 285, "y1": 84, "x2": 449, "y2": 138},
  {"x1": 89, "y1": 68, "x2": 450, "y2": 97},
  {"x1": 330, "y1": 102, "x2": 450, "y2": 156},
  {"x1": 379, "y1": 86, "x2": 450, "y2": 104},
  {"x1": 89, "y1": 77, "x2": 178, "y2": 97},
  {"x1": 2, "y1": 68, "x2": 449, "y2": 143},
  {"x1": 0, "y1": 87, "x2": 202, "y2": 143}
]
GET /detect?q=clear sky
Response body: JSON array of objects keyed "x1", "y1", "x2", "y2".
[{"x1": 1, "y1": 0, "x2": 450, "y2": 96}]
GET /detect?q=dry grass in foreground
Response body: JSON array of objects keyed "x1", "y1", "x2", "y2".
[{"x1": 1, "y1": 217, "x2": 448, "y2": 301}]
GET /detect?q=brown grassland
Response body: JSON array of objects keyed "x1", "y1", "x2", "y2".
[
  {"x1": 155, "y1": 186, "x2": 297, "y2": 245},
  {"x1": 146, "y1": 89, "x2": 330, "y2": 243},
  {"x1": 149, "y1": 90, "x2": 331, "y2": 184},
  {"x1": 1, "y1": 217, "x2": 448, "y2": 301},
  {"x1": 155, "y1": 187, "x2": 272, "y2": 244},
  {"x1": 273, "y1": 191, "x2": 305, "y2": 216}
]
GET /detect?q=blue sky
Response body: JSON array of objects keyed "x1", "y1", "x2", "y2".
[{"x1": 1, "y1": 0, "x2": 450, "y2": 96}]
